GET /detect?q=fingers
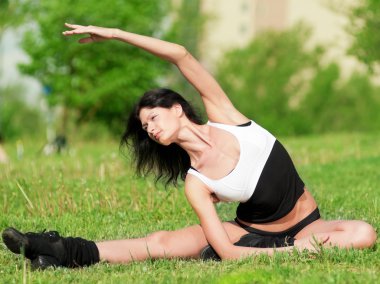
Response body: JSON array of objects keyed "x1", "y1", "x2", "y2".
[
  {"x1": 62, "y1": 23, "x2": 109, "y2": 42},
  {"x1": 63, "y1": 23, "x2": 94, "y2": 44},
  {"x1": 62, "y1": 28, "x2": 88, "y2": 36},
  {"x1": 322, "y1": 235, "x2": 330, "y2": 244},
  {"x1": 64, "y1": 23, "x2": 83, "y2": 29},
  {"x1": 62, "y1": 23, "x2": 91, "y2": 36},
  {"x1": 62, "y1": 29, "x2": 92, "y2": 37}
]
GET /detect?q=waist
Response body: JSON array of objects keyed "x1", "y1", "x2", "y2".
[{"x1": 236, "y1": 188, "x2": 318, "y2": 232}]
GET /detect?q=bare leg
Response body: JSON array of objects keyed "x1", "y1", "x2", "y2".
[
  {"x1": 97, "y1": 221, "x2": 248, "y2": 263},
  {"x1": 294, "y1": 219, "x2": 377, "y2": 249},
  {"x1": 97, "y1": 219, "x2": 377, "y2": 263}
]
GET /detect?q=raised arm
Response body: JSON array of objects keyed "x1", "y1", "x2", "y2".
[{"x1": 63, "y1": 23, "x2": 248, "y2": 124}]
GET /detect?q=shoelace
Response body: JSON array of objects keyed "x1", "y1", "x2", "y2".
[{"x1": 25, "y1": 229, "x2": 61, "y2": 240}]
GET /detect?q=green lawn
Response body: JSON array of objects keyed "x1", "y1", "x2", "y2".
[{"x1": 0, "y1": 132, "x2": 379, "y2": 283}]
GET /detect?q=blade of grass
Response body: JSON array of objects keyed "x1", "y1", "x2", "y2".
[{"x1": 16, "y1": 181, "x2": 34, "y2": 209}]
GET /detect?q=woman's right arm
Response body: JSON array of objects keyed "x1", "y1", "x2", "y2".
[
  {"x1": 184, "y1": 176, "x2": 324, "y2": 260},
  {"x1": 63, "y1": 23, "x2": 188, "y2": 63},
  {"x1": 63, "y1": 23, "x2": 248, "y2": 124}
]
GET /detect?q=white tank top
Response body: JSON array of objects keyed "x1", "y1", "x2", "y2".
[{"x1": 187, "y1": 120, "x2": 276, "y2": 202}]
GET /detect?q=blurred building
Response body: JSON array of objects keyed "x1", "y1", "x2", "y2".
[{"x1": 197, "y1": 0, "x2": 361, "y2": 77}]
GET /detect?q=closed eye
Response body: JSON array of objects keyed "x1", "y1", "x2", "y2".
[{"x1": 142, "y1": 114, "x2": 158, "y2": 131}]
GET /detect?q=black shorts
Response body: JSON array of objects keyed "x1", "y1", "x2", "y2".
[
  {"x1": 200, "y1": 208, "x2": 320, "y2": 261},
  {"x1": 235, "y1": 207, "x2": 320, "y2": 238}
]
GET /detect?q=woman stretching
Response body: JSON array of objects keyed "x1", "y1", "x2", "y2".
[{"x1": 2, "y1": 23, "x2": 376, "y2": 269}]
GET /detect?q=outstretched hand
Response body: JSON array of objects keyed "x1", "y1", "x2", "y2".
[
  {"x1": 62, "y1": 23, "x2": 116, "y2": 43},
  {"x1": 294, "y1": 234, "x2": 330, "y2": 252}
]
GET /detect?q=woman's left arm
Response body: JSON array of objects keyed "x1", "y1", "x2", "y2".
[
  {"x1": 185, "y1": 176, "x2": 319, "y2": 259},
  {"x1": 184, "y1": 176, "x2": 237, "y2": 260}
]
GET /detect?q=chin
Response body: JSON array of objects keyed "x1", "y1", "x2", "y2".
[
  {"x1": 159, "y1": 140, "x2": 172, "y2": 146},
  {"x1": 157, "y1": 137, "x2": 173, "y2": 146}
]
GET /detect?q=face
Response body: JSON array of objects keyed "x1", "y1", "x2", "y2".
[{"x1": 139, "y1": 105, "x2": 182, "y2": 145}]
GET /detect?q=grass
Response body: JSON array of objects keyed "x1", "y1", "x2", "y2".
[{"x1": 0, "y1": 131, "x2": 379, "y2": 283}]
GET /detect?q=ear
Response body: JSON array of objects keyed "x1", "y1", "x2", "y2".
[{"x1": 172, "y1": 104, "x2": 184, "y2": 117}]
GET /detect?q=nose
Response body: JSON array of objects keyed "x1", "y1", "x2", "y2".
[{"x1": 147, "y1": 123, "x2": 155, "y2": 135}]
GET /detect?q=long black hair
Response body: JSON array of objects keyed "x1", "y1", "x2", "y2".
[{"x1": 120, "y1": 88, "x2": 203, "y2": 187}]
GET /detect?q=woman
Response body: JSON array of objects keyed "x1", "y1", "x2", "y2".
[{"x1": 2, "y1": 23, "x2": 376, "y2": 269}]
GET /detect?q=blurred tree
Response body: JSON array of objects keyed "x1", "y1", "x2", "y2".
[
  {"x1": 216, "y1": 23, "x2": 380, "y2": 135},
  {"x1": 216, "y1": 25, "x2": 324, "y2": 135},
  {"x1": 0, "y1": 85, "x2": 44, "y2": 139},
  {"x1": 0, "y1": 0, "x2": 24, "y2": 141},
  {"x1": 0, "y1": 0, "x2": 21, "y2": 34},
  {"x1": 347, "y1": 0, "x2": 380, "y2": 72},
  {"x1": 317, "y1": 72, "x2": 380, "y2": 133},
  {"x1": 16, "y1": 0, "x2": 171, "y2": 134},
  {"x1": 164, "y1": 0, "x2": 206, "y2": 117},
  {"x1": 298, "y1": 63, "x2": 340, "y2": 133}
]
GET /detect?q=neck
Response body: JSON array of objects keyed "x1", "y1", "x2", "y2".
[{"x1": 175, "y1": 121, "x2": 213, "y2": 165}]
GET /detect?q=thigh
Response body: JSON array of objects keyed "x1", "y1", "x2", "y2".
[
  {"x1": 161, "y1": 221, "x2": 248, "y2": 258},
  {"x1": 295, "y1": 219, "x2": 347, "y2": 239}
]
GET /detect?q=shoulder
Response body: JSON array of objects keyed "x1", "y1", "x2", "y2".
[{"x1": 184, "y1": 174, "x2": 212, "y2": 200}]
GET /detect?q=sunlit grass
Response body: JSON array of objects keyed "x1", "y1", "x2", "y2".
[{"x1": 0, "y1": 131, "x2": 379, "y2": 283}]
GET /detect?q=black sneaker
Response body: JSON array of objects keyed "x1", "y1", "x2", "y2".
[
  {"x1": 200, "y1": 245, "x2": 221, "y2": 261},
  {"x1": 31, "y1": 255, "x2": 61, "y2": 270},
  {"x1": 2, "y1": 227, "x2": 65, "y2": 269}
]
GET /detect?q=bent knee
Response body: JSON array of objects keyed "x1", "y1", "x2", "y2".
[
  {"x1": 146, "y1": 230, "x2": 171, "y2": 251},
  {"x1": 353, "y1": 221, "x2": 377, "y2": 248}
]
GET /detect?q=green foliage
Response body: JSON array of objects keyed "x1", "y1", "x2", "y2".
[
  {"x1": 216, "y1": 25, "x2": 323, "y2": 135},
  {"x1": 0, "y1": 85, "x2": 44, "y2": 140},
  {"x1": 165, "y1": 0, "x2": 204, "y2": 58},
  {"x1": 0, "y1": 0, "x2": 22, "y2": 33},
  {"x1": 164, "y1": 0, "x2": 206, "y2": 115},
  {"x1": 313, "y1": 72, "x2": 380, "y2": 133},
  {"x1": 347, "y1": 0, "x2": 380, "y2": 70},
  {"x1": 297, "y1": 63, "x2": 340, "y2": 133},
  {"x1": 216, "y1": 24, "x2": 380, "y2": 136},
  {"x1": 17, "y1": 0, "x2": 171, "y2": 133}
]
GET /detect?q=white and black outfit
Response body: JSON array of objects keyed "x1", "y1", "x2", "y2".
[{"x1": 188, "y1": 120, "x2": 320, "y2": 260}]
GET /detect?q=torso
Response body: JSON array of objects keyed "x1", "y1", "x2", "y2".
[
  {"x1": 188, "y1": 120, "x2": 317, "y2": 231},
  {"x1": 236, "y1": 188, "x2": 318, "y2": 232}
]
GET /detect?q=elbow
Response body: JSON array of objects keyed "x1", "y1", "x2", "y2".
[
  {"x1": 220, "y1": 253, "x2": 239, "y2": 261},
  {"x1": 218, "y1": 245, "x2": 240, "y2": 261},
  {"x1": 220, "y1": 254, "x2": 235, "y2": 261},
  {"x1": 219, "y1": 245, "x2": 259, "y2": 261},
  {"x1": 171, "y1": 44, "x2": 190, "y2": 64}
]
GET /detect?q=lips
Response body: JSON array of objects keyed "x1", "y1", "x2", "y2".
[{"x1": 154, "y1": 131, "x2": 161, "y2": 140}]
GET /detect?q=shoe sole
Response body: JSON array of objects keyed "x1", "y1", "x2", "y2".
[
  {"x1": 2, "y1": 227, "x2": 29, "y2": 255},
  {"x1": 31, "y1": 255, "x2": 60, "y2": 270}
]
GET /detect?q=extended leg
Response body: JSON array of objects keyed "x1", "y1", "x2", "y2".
[
  {"x1": 97, "y1": 221, "x2": 247, "y2": 263},
  {"x1": 2, "y1": 221, "x2": 248, "y2": 267}
]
